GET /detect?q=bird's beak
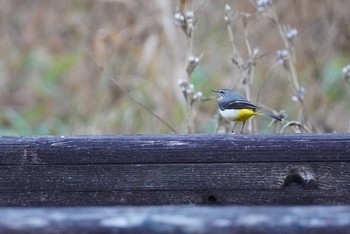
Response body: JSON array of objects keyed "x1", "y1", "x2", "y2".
[{"x1": 211, "y1": 89, "x2": 219, "y2": 93}]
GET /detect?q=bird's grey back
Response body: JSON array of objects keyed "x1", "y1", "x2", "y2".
[{"x1": 222, "y1": 90, "x2": 247, "y2": 101}]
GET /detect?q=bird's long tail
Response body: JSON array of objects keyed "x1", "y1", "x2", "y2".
[{"x1": 257, "y1": 111, "x2": 283, "y2": 121}]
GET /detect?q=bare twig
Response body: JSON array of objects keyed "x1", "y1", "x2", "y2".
[
  {"x1": 88, "y1": 50, "x2": 178, "y2": 133},
  {"x1": 280, "y1": 120, "x2": 311, "y2": 133},
  {"x1": 224, "y1": 5, "x2": 259, "y2": 133},
  {"x1": 175, "y1": 0, "x2": 202, "y2": 133}
]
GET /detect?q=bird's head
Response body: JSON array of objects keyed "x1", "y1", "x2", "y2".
[{"x1": 211, "y1": 89, "x2": 233, "y2": 98}]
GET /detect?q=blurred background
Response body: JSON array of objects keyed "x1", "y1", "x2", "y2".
[{"x1": 0, "y1": 0, "x2": 349, "y2": 134}]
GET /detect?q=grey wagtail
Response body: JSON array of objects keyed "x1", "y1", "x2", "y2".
[{"x1": 212, "y1": 89, "x2": 283, "y2": 133}]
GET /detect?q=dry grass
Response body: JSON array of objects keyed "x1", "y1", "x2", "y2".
[{"x1": 0, "y1": 0, "x2": 349, "y2": 134}]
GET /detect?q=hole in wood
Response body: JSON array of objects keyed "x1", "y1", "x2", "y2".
[
  {"x1": 283, "y1": 174, "x2": 305, "y2": 190},
  {"x1": 282, "y1": 166, "x2": 319, "y2": 190},
  {"x1": 207, "y1": 195, "x2": 217, "y2": 204}
]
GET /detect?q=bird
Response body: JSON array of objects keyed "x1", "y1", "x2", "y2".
[{"x1": 212, "y1": 89, "x2": 283, "y2": 133}]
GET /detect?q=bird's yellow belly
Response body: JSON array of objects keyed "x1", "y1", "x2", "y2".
[{"x1": 220, "y1": 109, "x2": 256, "y2": 122}]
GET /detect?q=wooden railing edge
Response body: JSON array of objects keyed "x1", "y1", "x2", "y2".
[{"x1": 0, "y1": 206, "x2": 349, "y2": 234}]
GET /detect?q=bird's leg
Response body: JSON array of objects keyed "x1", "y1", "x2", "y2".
[
  {"x1": 240, "y1": 121, "x2": 246, "y2": 134},
  {"x1": 231, "y1": 122, "x2": 237, "y2": 133},
  {"x1": 225, "y1": 122, "x2": 232, "y2": 133}
]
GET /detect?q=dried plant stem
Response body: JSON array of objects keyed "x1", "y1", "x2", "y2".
[
  {"x1": 88, "y1": 51, "x2": 178, "y2": 134},
  {"x1": 243, "y1": 24, "x2": 256, "y2": 132},
  {"x1": 176, "y1": 0, "x2": 197, "y2": 134},
  {"x1": 270, "y1": 9, "x2": 304, "y2": 122},
  {"x1": 280, "y1": 120, "x2": 311, "y2": 133},
  {"x1": 275, "y1": 20, "x2": 300, "y2": 91},
  {"x1": 185, "y1": 32, "x2": 195, "y2": 133},
  {"x1": 225, "y1": 13, "x2": 256, "y2": 133},
  {"x1": 185, "y1": 91, "x2": 194, "y2": 133},
  {"x1": 226, "y1": 23, "x2": 242, "y2": 68},
  {"x1": 256, "y1": 61, "x2": 279, "y2": 103}
]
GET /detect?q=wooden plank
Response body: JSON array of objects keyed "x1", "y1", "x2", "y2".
[
  {"x1": 0, "y1": 162, "x2": 349, "y2": 205},
  {"x1": 1, "y1": 206, "x2": 350, "y2": 234},
  {"x1": 0, "y1": 134, "x2": 349, "y2": 165},
  {"x1": 1, "y1": 190, "x2": 349, "y2": 207},
  {"x1": 0, "y1": 134, "x2": 349, "y2": 205},
  {"x1": 1, "y1": 163, "x2": 349, "y2": 191}
]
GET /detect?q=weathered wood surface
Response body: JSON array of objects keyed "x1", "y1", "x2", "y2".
[
  {"x1": 1, "y1": 206, "x2": 350, "y2": 234},
  {"x1": 0, "y1": 134, "x2": 349, "y2": 206}
]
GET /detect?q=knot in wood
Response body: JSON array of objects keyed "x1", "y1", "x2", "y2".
[{"x1": 282, "y1": 166, "x2": 318, "y2": 190}]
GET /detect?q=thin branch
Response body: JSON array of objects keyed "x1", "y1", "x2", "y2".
[{"x1": 88, "y1": 50, "x2": 178, "y2": 134}]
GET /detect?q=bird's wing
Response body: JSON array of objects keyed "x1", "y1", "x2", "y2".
[{"x1": 219, "y1": 99, "x2": 258, "y2": 111}]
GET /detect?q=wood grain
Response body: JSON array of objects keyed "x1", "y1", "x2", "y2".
[
  {"x1": 0, "y1": 134, "x2": 349, "y2": 165},
  {"x1": 0, "y1": 134, "x2": 349, "y2": 205}
]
